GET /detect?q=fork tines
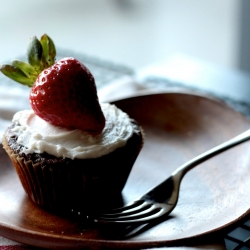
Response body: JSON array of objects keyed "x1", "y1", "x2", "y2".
[{"x1": 94, "y1": 200, "x2": 169, "y2": 224}]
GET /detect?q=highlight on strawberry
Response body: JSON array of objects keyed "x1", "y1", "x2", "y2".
[{"x1": 0, "y1": 34, "x2": 105, "y2": 133}]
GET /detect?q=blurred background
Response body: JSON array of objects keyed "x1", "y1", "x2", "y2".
[{"x1": 0, "y1": 0, "x2": 249, "y2": 72}]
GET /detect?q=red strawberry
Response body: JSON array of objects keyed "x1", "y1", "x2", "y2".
[
  {"x1": 0, "y1": 34, "x2": 105, "y2": 133},
  {"x1": 30, "y1": 57, "x2": 105, "y2": 132}
]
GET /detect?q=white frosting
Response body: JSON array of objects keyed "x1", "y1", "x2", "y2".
[{"x1": 10, "y1": 103, "x2": 134, "y2": 159}]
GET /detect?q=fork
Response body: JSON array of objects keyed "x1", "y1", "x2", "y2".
[{"x1": 94, "y1": 129, "x2": 250, "y2": 225}]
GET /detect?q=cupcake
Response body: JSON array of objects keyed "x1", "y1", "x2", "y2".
[{"x1": 1, "y1": 34, "x2": 144, "y2": 214}]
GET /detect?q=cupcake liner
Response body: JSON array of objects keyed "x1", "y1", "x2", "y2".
[{"x1": 2, "y1": 125, "x2": 144, "y2": 214}]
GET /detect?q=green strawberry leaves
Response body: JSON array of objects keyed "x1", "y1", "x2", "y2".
[
  {"x1": 40, "y1": 34, "x2": 56, "y2": 68},
  {"x1": 0, "y1": 34, "x2": 56, "y2": 87},
  {"x1": 27, "y1": 36, "x2": 43, "y2": 70},
  {"x1": 0, "y1": 64, "x2": 34, "y2": 87}
]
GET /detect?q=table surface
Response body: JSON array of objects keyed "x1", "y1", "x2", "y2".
[{"x1": 2, "y1": 53, "x2": 250, "y2": 249}]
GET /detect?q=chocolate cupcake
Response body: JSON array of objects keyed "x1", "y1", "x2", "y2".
[
  {"x1": 2, "y1": 104, "x2": 144, "y2": 213},
  {"x1": 0, "y1": 34, "x2": 144, "y2": 214}
]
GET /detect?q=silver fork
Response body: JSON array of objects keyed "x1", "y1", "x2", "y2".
[{"x1": 94, "y1": 129, "x2": 250, "y2": 225}]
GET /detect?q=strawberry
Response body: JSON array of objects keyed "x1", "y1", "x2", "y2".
[
  {"x1": 30, "y1": 57, "x2": 105, "y2": 131},
  {"x1": 0, "y1": 34, "x2": 105, "y2": 133}
]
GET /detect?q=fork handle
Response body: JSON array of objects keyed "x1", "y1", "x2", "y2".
[{"x1": 142, "y1": 128, "x2": 250, "y2": 204}]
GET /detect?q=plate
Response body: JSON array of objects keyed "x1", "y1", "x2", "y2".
[{"x1": 1, "y1": 92, "x2": 250, "y2": 249}]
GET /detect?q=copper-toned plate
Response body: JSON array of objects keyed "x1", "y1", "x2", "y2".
[{"x1": 1, "y1": 92, "x2": 250, "y2": 249}]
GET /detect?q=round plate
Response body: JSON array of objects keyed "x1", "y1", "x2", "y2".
[{"x1": 1, "y1": 92, "x2": 250, "y2": 249}]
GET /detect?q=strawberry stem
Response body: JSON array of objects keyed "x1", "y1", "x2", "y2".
[{"x1": 0, "y1": 34, "x2": 57, "y2": 87}]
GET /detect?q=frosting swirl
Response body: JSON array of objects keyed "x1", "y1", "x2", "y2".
[{"x1": 10, "y1": 103, "x2": 134, "y2": 159}]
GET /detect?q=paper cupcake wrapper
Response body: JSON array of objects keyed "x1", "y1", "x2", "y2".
[{"x1": 2, "y1": 129, "x2": 143, "y2": 213}]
